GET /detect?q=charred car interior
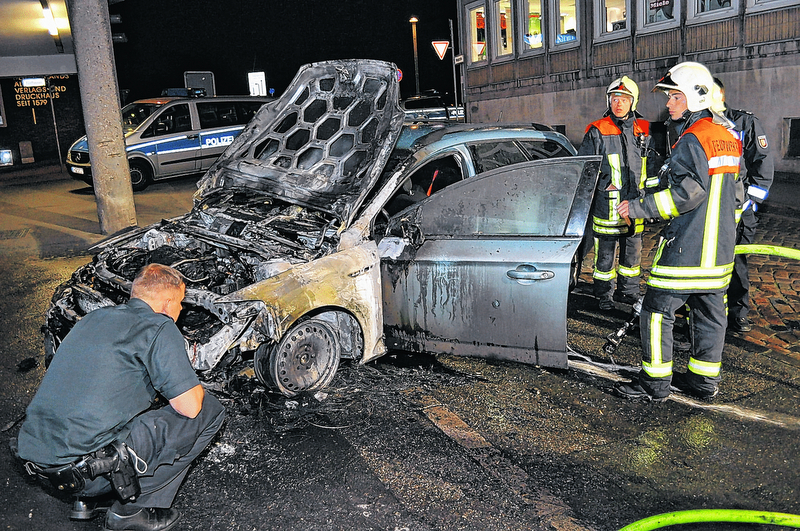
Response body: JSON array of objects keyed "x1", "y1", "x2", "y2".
[{"x1": 44, "y1": 59, "x2": 600, "y2": 397}]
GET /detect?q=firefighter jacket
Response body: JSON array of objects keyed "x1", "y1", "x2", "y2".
[
  {"x1": 578, "y1": 114, "x2": 652, "y2": 236},
  {"x1": 627, "y1": 112, "x2": 742, "y2": 294},
  {"x1": 726, "y1": 107, "x2": 773, "y2": 214}
]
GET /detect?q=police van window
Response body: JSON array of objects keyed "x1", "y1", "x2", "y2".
[
  {"x1": 141, "y1": 104, "x2": 192, "y2": 138},
  {"x1": 237, "y1": 102, "x2": 264, "y2": 124},
  {"x1": 197, "y1": 102, "x2": 222, "y2": 128}
]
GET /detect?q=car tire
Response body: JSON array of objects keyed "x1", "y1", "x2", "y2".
[
  {"x1": 254, "y1": 317, "x2": 341, "y2": 397},
  {"x1": 129, "y1": 160, "x2": 153, "y2": 192}
]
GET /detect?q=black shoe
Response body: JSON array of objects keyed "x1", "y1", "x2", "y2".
[
  {"x1": 613, "y1": 381, "x2": 669, "y2": 402},
  {"x1": 599, "y1": 299, "x2": 615, "y2": 311},
  {"x1": 728, "y1": 316, "x2": 752, "y2": 333},
  {"x1": 613, "y1": 292, "x2": 640, "y2": 305},
  {"x1": 671, "y1": 372, "x2": 719, "y2": 401},
  {"x1": 104, "y1": 507, "x2": 181, "y2": 531}
]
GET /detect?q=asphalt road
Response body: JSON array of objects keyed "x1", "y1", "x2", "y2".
[{"x1": 1, "y1": 170, "x2": 799, "y2": 531}]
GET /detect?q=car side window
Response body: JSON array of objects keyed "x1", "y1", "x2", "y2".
[
  {"x1": 141, "y1": 104, "x2": 192, "y2": 138},
  {"x1": 469, "y1": 141, "x2": 528, "y2": 173},
  {"x1": 518, "y1": 139, "x2": 573, "y2": 160},
  {"x1": 197, "y1": 102, "x2": 222, "y2": 128},
  {"x1": 402, "y1": 158, "x2": 588, "y2": 238},
  {"x1": 384, "y1": 156, "x2": 463, "y2": 217}
]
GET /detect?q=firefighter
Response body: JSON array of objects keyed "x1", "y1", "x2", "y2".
[
  {"x1": 578, "y1": 76, "x2": 655, "y2": 311},
  {"x1": 614, "y1": 62, "x2": 742, "y2": 401},
  {"x1": 711, "y1": 77, "x2": 774, "y2": 333}
]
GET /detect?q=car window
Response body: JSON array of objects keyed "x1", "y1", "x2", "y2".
[
  {"x1": 404, "y1": 159, "x2": 587, "y2": 237},
  {"x1": 403, "y1": 97, "x2": 443, "y2": 110},
  {"x1": 141, "y1": 103, "x2": 192, "y2": 138},
  {"x1": 469, "y1": 141, "x2": 529, "y2": 173},
  {"x1": 384, "y1": 155, "x2": 463, "y2": 216},
  {"x1": 120, "y1": 102, "x2": 162, "y2": 133},
  {"x1": 518, "y1": 139, "x2": 573, "y2": 160},
  {"x1": 197, "y1": 101, "x2": 265, "y2": 129}
]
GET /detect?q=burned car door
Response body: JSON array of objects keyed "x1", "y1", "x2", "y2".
[{"x1": 380, "y1": 156, "x2": 600, "y2": 368}]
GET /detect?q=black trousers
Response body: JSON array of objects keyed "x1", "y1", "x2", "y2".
[
  {"x1": 727, "y1": 209, "x2": 758, "y2": 320},
  {"x1": 81, "y1": 393, "x2": 225, "y2": 509},
  {"x1": 638, "y1": 289, "x2": 726, "y2": 397},
  {"x1": 593, "y1": 233, "x2": 643, "y2": 301}
]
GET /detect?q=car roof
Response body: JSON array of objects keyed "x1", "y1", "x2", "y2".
[
  {"x1": 404, "y1": 122, "x2": 576, "y2": 153},
  {"x1": 131, "y1": 95, "x2": 273, "y2": 105}
]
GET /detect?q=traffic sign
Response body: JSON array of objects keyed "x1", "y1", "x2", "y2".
[
  {"x1": 397, "y1": 68, "x2": 403, "y2": 82},
  {"x1": 432, "y1": 41, "x2": 449, "y2": 60}
]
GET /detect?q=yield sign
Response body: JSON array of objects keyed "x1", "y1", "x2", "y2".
[
  {"x1": 432, "y1": 41, "x2": 450, "y2": 60},
  {"x1": 472, "y1": 42, "x2": 486, "y2": 57}
]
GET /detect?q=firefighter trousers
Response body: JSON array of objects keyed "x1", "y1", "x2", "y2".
[
  {"x1": 727, "y1": 209, "x2": 758, "y2": 320},
  {"x1": 593, "y1": 233, "x2": 642, "y2": 301},
  {"x1": 638, "y1": 289, "x2": 726, "y2": 397}
]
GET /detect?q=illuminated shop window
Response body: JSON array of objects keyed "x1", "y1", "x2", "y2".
[
  {"x1": 602, "y1": 0, "x2": 627, "y2": 33},
  {"x1": 523, "y1": 0, "x2": 544, "y2": 50},
  {"x1": 554, "y1": 0, "x2": 578, "y2": 45},
  {"x1": 494, "y1": 0, "x2": 514, "y2": 57},
  {"x1": 468, "y1": 3, "x2": 487, "y2": 63},
  {"x1": 642, "y1": 0, "x2": 679, "y2": 25}
]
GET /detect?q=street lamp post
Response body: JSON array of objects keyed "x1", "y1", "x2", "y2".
[{"x1": 409, "y1": 16, "x2": 420, "y2": 95}]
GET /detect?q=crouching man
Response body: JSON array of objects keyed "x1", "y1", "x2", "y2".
[{"x1": 17, "y1": 263, "x2": 226, "y2": 531}]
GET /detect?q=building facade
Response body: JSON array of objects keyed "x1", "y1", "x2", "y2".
[{"x1": 457, "y1": 0, "x2": 800, "y2": 172}]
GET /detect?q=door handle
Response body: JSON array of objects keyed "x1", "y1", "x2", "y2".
[
  {"x1": 187, "y1": 134, "x2": 199, "y2": 140},
  {"x1": 507, "y1": 264, "x2": 555, "y2": 282}
]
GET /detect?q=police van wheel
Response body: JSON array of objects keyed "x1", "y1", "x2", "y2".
[
  {"x1": 254, "y1": 318, "x2": 341, "y2": 397},
  {"x1": 129, "y1": 160, "x2": 152, "y2": 192}
]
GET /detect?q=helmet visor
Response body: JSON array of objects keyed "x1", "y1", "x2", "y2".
[{"x1": 652, "y1": 72, "x2": 678, "y2": 92}]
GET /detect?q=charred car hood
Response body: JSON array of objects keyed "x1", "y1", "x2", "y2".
[{"x1": 196, "y1": 59, "x2": 405, "y2": 227}]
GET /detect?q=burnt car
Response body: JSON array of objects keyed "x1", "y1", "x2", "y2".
[{"x1": 44, "y1": 59, "x2": 600, "y2": 397}]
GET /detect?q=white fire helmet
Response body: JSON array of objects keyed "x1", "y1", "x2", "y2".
[
  {"x1": 607, "y1": 76, "x2": 639, "y2": 111},
  {"x1": 653, "y1": 62, "x2": 715, "y2": 112}
]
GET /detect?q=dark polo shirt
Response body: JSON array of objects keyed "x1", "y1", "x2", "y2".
[{"x1": 18, "y1": 298, "x2": 199, "y2": 466}]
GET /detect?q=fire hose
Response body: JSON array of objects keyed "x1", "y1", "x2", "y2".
[{"x1": 619, "y1": 508, "x2": 800, "y2": 530}]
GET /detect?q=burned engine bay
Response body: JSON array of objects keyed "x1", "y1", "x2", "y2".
[{"x1": 45, "y1": 189, "x2": 344, "y2": 376}]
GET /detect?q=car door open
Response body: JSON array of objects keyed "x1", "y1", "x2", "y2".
[{"x1": 380, "y1": 156, "x2": 600, "y2": 368}]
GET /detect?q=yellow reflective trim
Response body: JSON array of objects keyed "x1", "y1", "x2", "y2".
[
  {"x1": 647, "y1": 276, "x2": 732, "y2": 291},
  {"x1": 593, "y1": 269, "x2": 616, "y2": 281},
  {"x1": 608, "y1": 153, "x2": 622, "y2": 189},
  {"x1": 654, "y1": 190, "x2": 679, "y2": 219},
  {"x1": 593, "y1": 216, "x2": 628, "y2": 228},
  {"x1": 688, "y1": 357, "x2": 721, "y2": 377},
  {"x1": 618, "y1": 265, "x2": 641, "y2": 277},
  {"x1": 701, "y1": 174, "x2": 723, "y2": 268},
  {"x1": 650, "y1": 262, "x2": 734, "y2": 278},
  {"x1": 641, "y1": 312, "x2": 673, "y2": 378}
]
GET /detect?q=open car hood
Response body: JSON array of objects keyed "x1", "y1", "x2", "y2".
[{"x1": 195, "y1": 59, "x2": 406, "y2": 227}]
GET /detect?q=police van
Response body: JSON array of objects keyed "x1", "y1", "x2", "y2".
[{"x1": 66, "y1": 93, "x2": 273, "y2": 190}]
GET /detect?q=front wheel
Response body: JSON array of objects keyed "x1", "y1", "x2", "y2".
[
  {"x1": 129, "y1": 160, "x2": 153, "y2": 192},
  {"x1": 254, "y1": 318, "x2": 341, "y2": 397}
]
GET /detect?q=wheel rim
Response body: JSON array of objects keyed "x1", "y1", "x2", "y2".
[
  {"x1": 130, "y1": 165, "x2": 145, "y2": 187},
  {"x1": 256, "y1": 318, "x2": 340, "y2": 397}
]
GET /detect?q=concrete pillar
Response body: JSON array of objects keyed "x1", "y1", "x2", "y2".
[{"x1": 66, "y1": 0, "x2": 137, "y2": 235}]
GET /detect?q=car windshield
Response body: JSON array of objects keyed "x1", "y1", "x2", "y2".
[{"x1": 120, "y1": 102, "x2": 163, "y2": 133}]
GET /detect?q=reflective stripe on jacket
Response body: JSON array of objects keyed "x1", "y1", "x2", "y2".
[
  {"x1": 628, "y1": 115, "x2": 742, "y2": 293},
  {"x1": 579, "y1": 116, "x2": 651, "y2": 236}
]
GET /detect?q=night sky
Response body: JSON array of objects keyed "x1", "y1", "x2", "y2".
[{"x1": 111, "y1": 1, "x2": 459, "y2": 103}]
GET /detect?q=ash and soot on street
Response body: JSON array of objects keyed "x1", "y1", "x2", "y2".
[{"x1": 1, "y1": 170, "x2": 799, "y2": 530}]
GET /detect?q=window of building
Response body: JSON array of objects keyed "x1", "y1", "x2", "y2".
[
  {"x1": 787, "y1": 118, "x2": 800, "y2": 158},
  {"x1": 747, "y1": 0, "x2": 800, "y2": 13},
  {"x1": 552, "y1": 0, "x2": 579, "y2": 46},
  {"x1": 522, "y1": 0, "x2": 544, "y2": 51},
  {"x1": 467, "y1": 2, "x2": 488, "y2": 64},
  {"x1": 493, "y1": 0, "x2": 515, "y2": 58},
  {"x1": 639, "y1": 0, "x2": 680, "y2": 28},
  {"x1": 596, "y1": 0, "x2": 629, "y2": 38},
  {"x1": 688, "y1": 0, "x2": 738, "y2": 21}
]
